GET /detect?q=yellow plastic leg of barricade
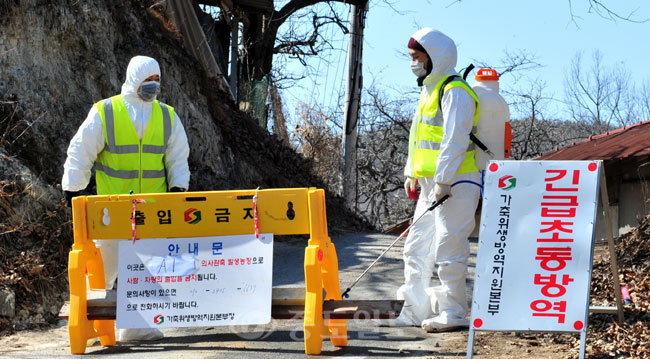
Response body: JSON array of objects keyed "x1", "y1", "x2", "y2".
[
  {"x1": 86, "y1": 244, "x2": 106, "y2": 291},
  {"x1": 303, "y1": 189, "x2": 347, "y2": 354},
  {"x1": 304, "y1": 245, "x2": 325, "y2": 355},
  {"x1": 68, "y1": 197, "x2": 116, "y2": 354},
  {"x1": 94, "y1": 318, "x2": 116, "y2": 347},
  {"x1": 321, "y1": 241, "x2": 347, "y2": 347}
]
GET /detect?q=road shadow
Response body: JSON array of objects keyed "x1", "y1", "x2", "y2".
[{"x1": 87, "y1": 328, "x2": 450, "y2": 358}]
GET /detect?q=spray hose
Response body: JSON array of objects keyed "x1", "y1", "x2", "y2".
[
  {"x1": 340, "y1": 178, "x2": 485, "y2": 298},
  {"x1": 341, "y1": 194, "x2": 449, "y2": 299}
]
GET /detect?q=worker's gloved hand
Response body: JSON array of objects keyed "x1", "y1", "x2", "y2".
[
  {"x1": 169, "y1": 187, "x2": 186, "y2": 193},
  {"x1": 433, "y1": 183, "x2": 452, "y2": 201},
  {"x1": 404, "y1": 176, "x2": 419, "y2": 201},
  {"x1": 63, "y1": 190, "x2": 82, "y2": 207}
]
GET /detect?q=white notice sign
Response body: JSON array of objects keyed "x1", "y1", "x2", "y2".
[
  {"x1": 470, "y1": 161, "x2": 600, "y2": 332},
  {"x1": 116, "y1": 233, "x2": 273, "y2": 328}
]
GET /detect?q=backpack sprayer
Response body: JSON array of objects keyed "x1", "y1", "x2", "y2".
[
  {"x1": 342, "y1": 65, "x2": 502, "y2": 298},
  {"x1": 341, "y1": 65, "x2": 510, "y2": 298}
]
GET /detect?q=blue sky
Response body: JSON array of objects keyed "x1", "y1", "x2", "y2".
[{"x1": 278, "y1": 0, "x2": 649, "y2": 122}]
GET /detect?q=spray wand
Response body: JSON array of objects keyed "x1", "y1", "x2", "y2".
[{"x1": 341, "y1": 194, "x2": 450, "y2": 298}]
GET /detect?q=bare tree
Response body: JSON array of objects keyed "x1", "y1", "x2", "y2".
[
  {"x1": 474, "y1": 49, "x2": 541, "y2": 82},
  {"x1": 193, "y1": 1, "x2": 361, "y2": 127},
  {"x1": 505, "y1": 77, "x2": 603, "y2": 160},
  {"x1": 292, "y1": 103, "x2": 342, "y2": 188},
  {"x1": 237, "y1": 1, "x2": 364, "y2": 83},
  {"x1": 506, "y1": 79, "x2": 554, "y2": 159},
  {"x1": 637, "y1": 79, "x2": 650, "y2": 121},
  {"x1": 569, "y1": 0, "x2": 649, "y2": 24},
  {"x1": 286, "y1": 81, "x2": 414, "y2": 229},
  {"x1": 354, "y1": 84, "x2": 414, "y2": 228},
  {"x1": 449, "y1": 0, "x2": 648, "y2": 25},
  {"x1": 564, "y1": 50, "x2": 637, "y2": 131}
]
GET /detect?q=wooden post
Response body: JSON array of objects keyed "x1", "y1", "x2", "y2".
[
  {"x1": 598, "y1": 168, "x2": 625, "y2": 323},
  {"x1": 341, "y1": 1, "x2": 368, "y2": 209},
  {"x1": 229, "y1": 17, "x2": 239, "y2": 102}
]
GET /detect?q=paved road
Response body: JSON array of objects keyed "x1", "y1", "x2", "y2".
[{"x1": 0, "y1": 233, "x2": 478, "y2": 359}]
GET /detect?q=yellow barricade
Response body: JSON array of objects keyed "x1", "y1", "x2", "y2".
[{"x1": 67, "y1": 188, "x2": 347, "y2": 354}]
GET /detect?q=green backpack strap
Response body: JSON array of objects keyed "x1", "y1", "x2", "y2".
[
  {"x1": 437, "y1": 72, "x2": 493, "y2": 156},
  {"x1": 437, "y1": 63, "x2": 475, "y2": 108},
  {"x1": 437, "y1": 75, "x2": 463, "y2": 109}
]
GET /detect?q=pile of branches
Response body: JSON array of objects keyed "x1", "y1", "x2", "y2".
[{"x1": 584, "y1": 214, "x2": 650, "y2": 358}]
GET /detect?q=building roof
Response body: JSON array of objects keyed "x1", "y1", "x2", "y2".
[{"x1": 537, "y1": 120, "x2": 650, "y2": 161}]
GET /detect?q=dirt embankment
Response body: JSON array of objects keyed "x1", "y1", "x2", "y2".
[{"x1": 0, "y1": 0, "x2": 366, "y2": 335}]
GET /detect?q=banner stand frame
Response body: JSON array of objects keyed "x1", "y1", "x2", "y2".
[{"x1": 467, "y1": 162, "x2": 624, "y2": 359}]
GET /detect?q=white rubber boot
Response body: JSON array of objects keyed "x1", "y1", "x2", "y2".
[
  {"x1": 373, "y1": 311, "x2": 419, "y2": 327},
  {"x1": 421, "y1": 312, "x2": 469, "y2": 333}
]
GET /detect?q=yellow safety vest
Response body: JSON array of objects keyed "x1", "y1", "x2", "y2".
[
  {"x1": 409, "y1": 75, "x2": 480, "y2": 177},
  {"x1": 94, "y1": 95, "x2": 174, "y2": 195}
]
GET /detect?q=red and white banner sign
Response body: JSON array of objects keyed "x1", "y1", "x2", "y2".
[{"x1": 470, "y1": 161, "x2": 600, "y2": 332}]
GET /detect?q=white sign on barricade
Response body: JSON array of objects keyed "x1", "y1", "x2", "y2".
[
  {"x1": 468, "y1": 161, "x2": 601, "y2": 359},
  {"x1": 116, "y1": 233, "x2": 273, "y2": 329}
]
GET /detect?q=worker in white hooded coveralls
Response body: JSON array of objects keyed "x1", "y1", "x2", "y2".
[
  {"x1": 390, "y1": 28, "x2": 481, "y2": 332},
  {"x1": 61, "y1": 55, "x2": 190, "y2": 341}
]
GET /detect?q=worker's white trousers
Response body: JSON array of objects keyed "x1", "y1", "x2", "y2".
[
  {"x1": 397, "y1": 172, "x2": 480, "y2": 325},
  {"x1": 94, "y1": 239, "x2": 120, "y2": 290}
]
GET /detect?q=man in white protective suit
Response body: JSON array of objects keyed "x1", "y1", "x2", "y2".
[
  {"x1": 393, "y1": 28, "x2": 482, "y2": 332},
  {"x1": 62, "y1": 55, "x2": 190, "y2": 341}
]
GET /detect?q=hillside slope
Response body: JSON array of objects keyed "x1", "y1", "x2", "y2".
[{"x1": 0, "y1": 0, "x2": 365, "y2": 333}]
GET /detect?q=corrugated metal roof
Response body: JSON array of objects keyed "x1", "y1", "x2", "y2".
[{"x1": 537, "y1": 120, "x2": 650, "y2": 160}]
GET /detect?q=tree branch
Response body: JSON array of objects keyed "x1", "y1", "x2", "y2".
[
  {"x1": 587, "y1": 0, "x2": 649, "y2": 23},
  {"x1": 276, "y1": 0, "x2": 367, "y2": 25}
]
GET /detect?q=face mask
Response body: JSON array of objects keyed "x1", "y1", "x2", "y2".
[
  {"x1": 410, "y1": 61, "x2": 428, "y2": 78},
  {"x1": 138, "y1": 81, "x2": 161, "y2": 102}
]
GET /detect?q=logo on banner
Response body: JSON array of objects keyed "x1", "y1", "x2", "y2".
[
  {"x1": 153, "y1": 314, "x2": 164, "y2": 325},
  {"x1": 184, "y1": 208, "x2": 202, "y2": 224},
  {"x1": 498, "y1": 175, "x2": 517, "y2": 190}
]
